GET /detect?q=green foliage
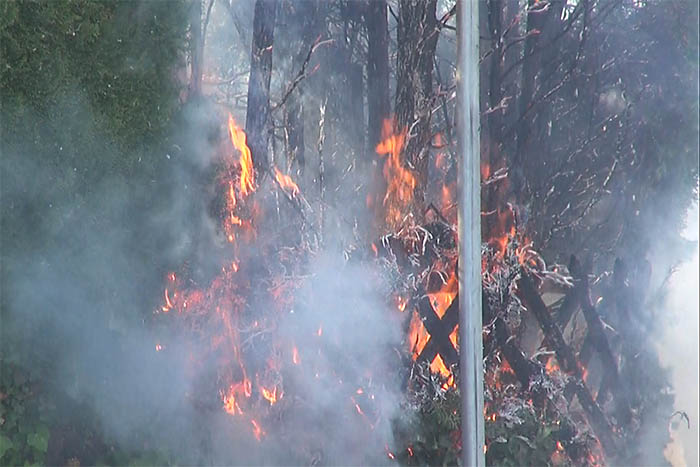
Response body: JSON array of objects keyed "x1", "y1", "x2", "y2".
[
  {"x1": 484, "y1": 407, "x2": 568, "y2": 467},
  {"x1": 0, "y1": 2, "x2": 191, "y2": 463},
  {"x1": 0, "y1": 0, "x2": 190, "y2": 357},
  {"x1": 0, "y1": 361, "x2": 52, "y2": 466},
  {"x1": 1, "y1": 0, "x2": 189, "y2": 154}
]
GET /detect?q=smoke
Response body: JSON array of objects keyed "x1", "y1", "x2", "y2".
[
  {"x1": 658, "y1": 199, "x2": 699, "y2": 467},
  {"x1": 0, "y1": 7, "x2": 414, "y2": 451}
]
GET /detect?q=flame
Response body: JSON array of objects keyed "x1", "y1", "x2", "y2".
[
  {"x1": 545, "y1": 356, "x2": 560, "y2": 375},
  {"x1": 273, "y1": 166, "x2": 300, "y2": 198},
  {"x1": 376, "y1": 119, "x2": 415, "y2": 229},
  {"x1": 163, "y1": 288, "x2": 174, "y2": 312},
  {"x1": 407, "y1": 311, "x2": 430, "y2": 360},
  {"x1": 352, "y1": 397, "x2": 365, "y2": 416},
  {"x1": 228, "y1": 114, "x2": 255, "y2": 197},
  {"x1": 431, "y1": 354, "x2": 454, "y2": 389},
  {"x1": 155, "y1": 344, "x2": 163, "y2": 352},
  {"x1": 396, "y1": 295, "x2": 408, "y2": 312},
  {"x1": 222, "y1": 385, "x2": 244, "y2": 416},
  {"x1": 260, "y1": 385, "x2": 282, "y2": 405},
  {"x1": 251, "y1": 419, "x2": 264, "y2": 441},
  {"x1": 427, "y1": 273, "x2": 458, "y2": 319},
  {"x1": 449, "y1": 325, "x2": 459, "y2": 351},
  {"x1": 292, "y1": 346, "x2": 300, "y2": 365},
  {"x1": 385, "y1": 445, "x2": 396, "y2": 460}
]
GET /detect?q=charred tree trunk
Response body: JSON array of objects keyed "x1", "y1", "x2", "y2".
[
  {"x1": 482, "y1": 0, "x2": 505, "y2": 234},
  {"x1": 283, "y1": 0, "x2": 322, "y2": 176},
  {"x1": 513, "y1": 0, "x2": 550, "y2": 198},
  {"x1": 245, "y1": 0, "x2": 277, "y2": 172},
  {"x1": 365, "y1": 0, "x2": 390, "y2": 237},
  {"x1": 366, "y1": 0, "x2": 390, "y2": 151},
  {"x1": 189, "y1": 0, "x2": 203, "y2": 99},
  {"x1": 395, "y1": 0, "x2": 438, "y2": 207}
]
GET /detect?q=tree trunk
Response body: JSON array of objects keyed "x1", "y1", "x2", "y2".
[
  {"x1": 395, "y1": 0, "x2": 438, "y2": 207},
  {"x1": 482, "y1": 0, "x2": 505, "y2": 234},
  {"x1": 365, "y1": 0, "x2": 390, "y2": 151},
  {"x1": 513, "y1": 0, "x2": 565, "y2": 200},
  {"x1": 245, "y1": 0, "x2": 277, "y2": 172},
  {"x1": 188, "y1": 0, "x2": 203, "y2": 99},
  {"x1": 283, "y1": 0, "x2": 322, "y2": 176}
]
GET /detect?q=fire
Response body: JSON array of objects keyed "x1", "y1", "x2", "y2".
[
  {"x1": 396, "y1": 295, "x2": 408, "y2": 312},
  {"x1": 545, "y1": 356, "x2": 560, "y2": 375},
  {"x1": 407, "y1": 311, "x2": 430, "y2": 360},
  {"x1": 292, "y1": 346, "x2": 300, "y2": 365},
  {"x1": 260, "y1": 385, "x2": 282, "y2": 405},
  {"x1": 227, "y1": 114, "x2": 255, "y2": 197},
  {"x1": 430, "y1": 354, "x2": 454, "y2": 388},
  {"x1": 222, "y1": 385, "x2": 244, "y2": 416},
  {"x1": 427, "y1": 273, "x2": 458, "y2": 319},
  {"x1": 385, "y1": 445, "x2": 396, "y2": 460},
  {"x1": 273, "y1": 166, "x2": 300, "y2": 198},
  {"x1": 449, "y1": 326, "x2": 459, "y2": 351},
  {"x1": 155, "y1": 343, "x2": 163, "y2": 352},
  {"x1": 250, "y1": 419, "x2": 264, "y2": 441},
  {"x1": 376, "y1": 119, "x2": 415, "y2": 229},
  {"x1": 163, "y1": 288, "x2": 174, "y2": 312}
]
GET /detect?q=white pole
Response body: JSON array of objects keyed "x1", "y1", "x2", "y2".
[{"x1": 457, "y1": 1, "x2": 485, "y2": 466}]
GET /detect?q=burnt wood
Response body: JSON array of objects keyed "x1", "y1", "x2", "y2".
[
  {"x1": 415, "y1": 293, "x2": 459, "y2": 367},
  {"x1": 518, "y1": 272, "x2": 618, "y2": 457}
]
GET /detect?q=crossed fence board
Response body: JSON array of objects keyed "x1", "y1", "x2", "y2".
[{"x1": 410, "y1": 254, "x2": 637, "y2": 461}]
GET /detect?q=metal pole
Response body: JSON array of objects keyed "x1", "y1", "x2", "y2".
[{"x1": 457, "y1": 1, "x2": 484, "y2": 466}]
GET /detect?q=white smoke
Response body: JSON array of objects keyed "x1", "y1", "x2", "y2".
[{"x1": 659, "y1": 199, "x2": 699, "y2": 467}]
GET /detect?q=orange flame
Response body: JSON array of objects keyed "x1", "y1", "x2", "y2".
[
  {"x1": 545, "y1": 356, "x2": 560, "y2": 375},
  {"x1": 273, "y1": 166, "x2": 300, "y2": 198},
  {"x1": 250, "y1": 419, "x2": 264, "y2": 441},
  {"x1": 376, "y1": 119, "x2": 415, "y2": 228},
  {"x1": 427, "y1": 273, "x2": 458, "y2": 319},
  {"x1": 431, "y1": 355, "x2": 454, "y2": 388},
  {"x1": 260, "y1": 385, "x2": 282, "y2": 405},
  {"x1": 292, "y1": 346, "x2": 300, "y2": 365},
  {"x1": 396, "y1": 295, "x2": 408, "y2": 312},
  {"x1": 449, "y1": 325, "x2": 459, "y2": 351},
  {"x1": 407, "y1": 311, "x2": 430, "y2": 360},
  {"x1": 163, "y1": 288, "x2": 174, "y2": 312},
  {"x1": 228, "y1": 114, "x2": 255, "y2": 197},
  {"x1": 222, "y1": 384, "x2": 244, "y2": 416}
]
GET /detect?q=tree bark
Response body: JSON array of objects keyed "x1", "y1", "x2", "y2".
[
  {"x1": 188, "y1": 0, "x2": 203, "y2": 99},
  {"x1": 395, "y1": 0, "x2": 438, "y2": 206},
  {"x1": 365, "y1": 0, "x2": 390, "y2": 151},
  {"x1": 282, "y1": 0, "x2": 322, "y2": 176},
  {"x1": 513, "y1": 0, "x2": 566, "y2": 200},
  {"x1": 245, "y1": 0, "x2": 277, "y2": 172}
]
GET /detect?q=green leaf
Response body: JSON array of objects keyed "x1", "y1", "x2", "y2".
[
  {"x1": 0, "y1": 434, "x2": 13, "y2": 459},
  {"x1": 26, "y1": 425, "x2": 49, "y2": 454}
]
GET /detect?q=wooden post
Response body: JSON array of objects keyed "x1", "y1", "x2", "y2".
[{"x1": 457, "y1": 1, "x2": 484, "y2": 465}]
